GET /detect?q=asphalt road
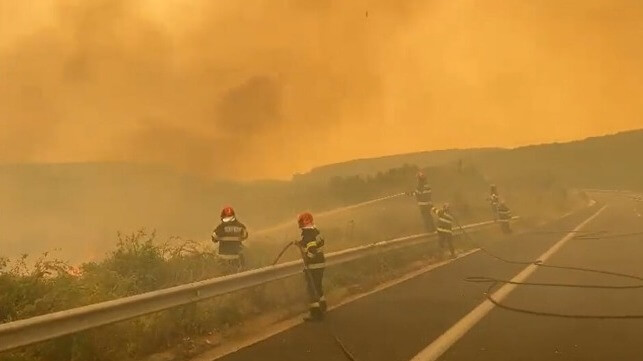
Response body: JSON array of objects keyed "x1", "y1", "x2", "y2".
[
  {"x1": 216, "y1": 196, "x2": 642, "y2": 361},
  {"x1": 438, "y1": 197, "x2": 643, "y2": 361}
]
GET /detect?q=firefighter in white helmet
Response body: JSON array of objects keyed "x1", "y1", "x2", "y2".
[{"x1": 487, "y1": 184, "x2": 500, "y2": 221}]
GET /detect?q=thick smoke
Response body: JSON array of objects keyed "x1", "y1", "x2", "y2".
[{"x1": 1, "y1": 0, "x2": 642, "y2": 179}]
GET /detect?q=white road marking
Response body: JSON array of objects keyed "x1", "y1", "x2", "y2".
[
  {"x1": 192, "y1": 249, "x2": 481, "y2": 361},
  {"x1": 409, "y1": 205, "x2": 607, "y2": 361}
]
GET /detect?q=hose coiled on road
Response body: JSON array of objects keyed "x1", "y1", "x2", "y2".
[{"x1": 454, "y1": 215, "x2": 643, "y2": 319}]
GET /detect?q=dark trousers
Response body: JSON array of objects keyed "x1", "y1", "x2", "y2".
[
  {"x1": 304, "y1": 267, "x2": 326, "y2": 318},
  {"x1": 491, "y1": 204, "x2": 499, "y2": 220},
  {"x1": 437, "y1": 231, "x2": 455, "y2": 257},
  {"x1": 419, "y1": 206, "x2": 436, "y2": 232},
  {"x1": 219, "y1": 253, "x2": 245, "y2": 275},
  {"x1": 500, "y1": 221, "x2": 512, "y2": 234}
]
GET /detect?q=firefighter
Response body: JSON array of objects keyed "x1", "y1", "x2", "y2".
[
  {"x1": 432, "y1": 203, "x2": 455, "y2": 258},
  {"x1": 497, "y1": 200, "x2": 513, "y2": 234},
  {"x1": 487, "y1": 184, "x2": 500, "y2": 221},
  {"x1": 294, "y1": 212, "x2": 326, "y2": 322},
  {"x1": 413, "y1": 171, "x2": 436, "y2": 232},
  {"x1": 211, "y1": 206, "x2": 248, "y2": 272}
]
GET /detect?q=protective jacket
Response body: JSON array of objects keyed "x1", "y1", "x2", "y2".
[
  {"x1": 433, "y1": 207, "x2": 454, "y2": 234},
  {"x1": 212, "y1": 218, "x2": 248, "y2": 259},
  {"x1": 296, "y1": 226, "x2": 325, "y2": 269},
  {"x1": 497, "y1": 204, "x2": 512, "y2": 223},
  {"x1": 414, "y1": 183, "x2": 432, "y2": 207}
]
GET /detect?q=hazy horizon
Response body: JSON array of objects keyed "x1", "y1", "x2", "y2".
[
  {"x1": 1, "y1": 128, "x2": 639, "y2": 181},
  {"x1": 2, "y1": 0, "x2": 642, "y2": 180}
]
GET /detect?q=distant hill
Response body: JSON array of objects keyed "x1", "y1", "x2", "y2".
[
  {"x1": 296, "y1": 148, "x2": 502, "y2": 182},
  {"x1": 295, "y1": 129, "x2": 643, "y2": 190},
  {"x1": 471, "y1": 129, "x2": 643, "y2": 190}
]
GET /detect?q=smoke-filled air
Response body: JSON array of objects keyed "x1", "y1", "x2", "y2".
[
  {"x1": 3, "y1": 1, "x2": 643, "y2": 361},
  {"x1": 1, "y1": 0, "x2": 642, "y2": 179}
]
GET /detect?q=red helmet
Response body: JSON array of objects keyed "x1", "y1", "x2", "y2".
[
  {"x1": 221, "y1": 206, "x2": 235, "y2": 219},
  {"x1": 298, "y1": 212, "x2": 314, "y2": 228}
]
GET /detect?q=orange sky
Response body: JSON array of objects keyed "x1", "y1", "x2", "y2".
[{"x1": 1, "y1": 0, "x2": 641, "y2": 179}]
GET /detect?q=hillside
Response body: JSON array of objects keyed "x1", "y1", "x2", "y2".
[
  {"x1": 296, "y1": 148, "x2": 501, "y2": 182},
  {"x1": 0, "y1": 161, "x2": 494, "y2": 262},
  {"x1": 472, "y1": 129, "x2": 643, "y2": 190},
  {"x1": 0, "y1": 129, "x2": 639, "y2": 262},
  {"x1": 296, "y1": 129, "x2": 643, "y2": 190}
]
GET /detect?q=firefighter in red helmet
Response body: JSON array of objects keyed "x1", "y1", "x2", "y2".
[
  {"x1": 212, "y1": 206, "x2": 248, "y2": 272},
  {"x1": 432, "y1": 203, "x2": 456, "y2": 258},
  {"x1": 413, "y1": 171, "x2": 436, "y2": 232},
  {"x1": 294, "y1": 212, "x2": 326, "y2": 321}
]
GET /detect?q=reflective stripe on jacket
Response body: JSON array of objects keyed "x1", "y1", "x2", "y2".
[
  {"x1": 297, "y1": 226, "x2": 325, "y2": 268},
  {"x1": 497, "y1": 204, "x2": 512, "y2": 222},
  {"x1": 432, "y1": 207, "x2": 453, "y2": 234},
  {"x1": 414, "y1": 184, "x2": 432, "y2": 207},
  {"x1": 212, "y1": 219, "x2": 248, "y2": 257}
]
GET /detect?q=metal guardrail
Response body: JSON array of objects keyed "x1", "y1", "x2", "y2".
[{"x1": 0, "y1": 218, "x2": 505, "y2": 352}]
